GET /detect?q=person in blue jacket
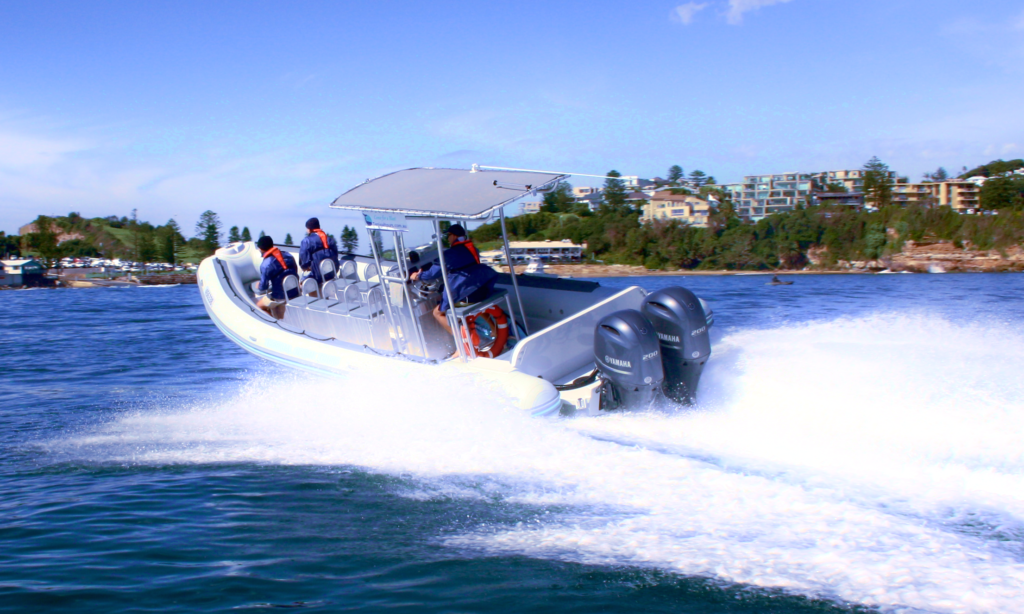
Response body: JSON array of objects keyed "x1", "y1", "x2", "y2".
[
  {"x1": 299, "y1": 217, "x2": 339, "y2": 295},
  {"x1": 256, "y1": 235, "x2": 298, "y2": 319},
  {"x1": 410, "y1": 223, "x2": 498, "y2": 335}
]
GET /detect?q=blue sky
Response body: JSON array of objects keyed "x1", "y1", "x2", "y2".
[{"x1": 1, "y1": 0, "x2": 1022, "y2": 239}]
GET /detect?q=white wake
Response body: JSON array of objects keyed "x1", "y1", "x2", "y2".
[{"x1": 58, "y1": 313, "x2": 1024, "y2": 613}]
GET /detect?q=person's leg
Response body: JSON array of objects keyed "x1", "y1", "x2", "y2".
[
  {"x1": 256, "y1": 295, "x2": 274, "y2": 316},
  {"x1": 433, "y1": 304, "x2": 452, "y2": 335},
  {"x1": 257, "y1": 296, "x2": 286, "y2": 320}
]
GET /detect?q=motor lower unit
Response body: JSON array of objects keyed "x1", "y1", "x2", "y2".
[{"x1": 592, "y1": 286, "x2": 712, "y2": 410}]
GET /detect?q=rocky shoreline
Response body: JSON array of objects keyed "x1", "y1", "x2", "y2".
[{"x1": 500, "y1": 241, "x2": 1024, "y2": 277}]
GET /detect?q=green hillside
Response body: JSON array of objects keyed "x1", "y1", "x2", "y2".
[{"x1": 8, "y1": 211, "x2": 239, "y2": 266}]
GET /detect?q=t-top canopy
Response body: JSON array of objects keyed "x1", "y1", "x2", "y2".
[{"x1": 329, "y1": 167, "x2": 566, "y2": 220}]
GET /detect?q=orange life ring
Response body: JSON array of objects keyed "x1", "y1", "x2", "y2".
[{"x1": 460, "y1": 305, "x2": 509, "y2": 358}]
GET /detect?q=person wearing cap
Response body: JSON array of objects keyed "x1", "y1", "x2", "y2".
[
  {"x1": 299, "y1": 217, "x2": 339, "y2": 296},
  {"x1": 410, "y1": 223, "x2": 497, "y2": 335},
  {"x1": 255, "y1": 235, "x2": 299, "y2": 319}
]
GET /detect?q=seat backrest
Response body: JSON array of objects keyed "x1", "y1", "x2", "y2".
[
  {"x1": 301, "y1": 277, "x2": 319, "y2": 298},
  {"x1": 339, "y1": 260, "x2": 358, "y2": 283},
  {"x1": 282, "y1": 275, "x2": 301, "y2": 302},
  {"x1": 342, "y1": 283, "x2": 363, "y2": 308},
  {"x1": 366, "y1": 286, "x2": 385, "y2": 318},
  {"x1": 319, "y1": 258, "x2": 337, "y2": 281},
  {"x1": 321, "y1": 279, "x2": 341, "y2": 302},
  {"x1": 362, "y1": 262, "x2": 378, "y2": 283}
]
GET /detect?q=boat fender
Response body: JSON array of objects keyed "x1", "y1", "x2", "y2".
[{"x1": 460, "y1": 305, "x2": 509, "y2": 358}]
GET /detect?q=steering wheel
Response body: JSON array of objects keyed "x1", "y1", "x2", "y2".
[{"x1": 409, "y1": 277, "x2": 442, "y2": 300}]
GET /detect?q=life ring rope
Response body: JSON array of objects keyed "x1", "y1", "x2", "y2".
[{"x1": 460, "y1": 305, "x2": 509, "y2": 358}]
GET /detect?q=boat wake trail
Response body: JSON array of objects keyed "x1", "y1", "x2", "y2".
[{"x1": 56, "y1": 312, "x2": 1024, "y2": 612}]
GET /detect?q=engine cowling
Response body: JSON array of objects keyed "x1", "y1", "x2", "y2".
[
  {"x1": 593, "y1": 309, "x2": 664, "y2": 410},
  {"x1": 641, "y1": 287, "x2": 711, "y2": 405}
]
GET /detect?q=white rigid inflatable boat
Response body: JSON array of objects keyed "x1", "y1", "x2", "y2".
[{"x1": 198, "y1": 167, "x2": 713, "y2": 417}]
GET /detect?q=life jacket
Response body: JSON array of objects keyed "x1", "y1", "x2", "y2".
[
  {"x1": 265, "y1": 247, "x2": 288, "y2": 270},
  {"x1": 451, "y1": 238, "x2": 480, "y2": 264},
  {"x1": 312, "y1": 229, "x2": 329, "y2": 250}
]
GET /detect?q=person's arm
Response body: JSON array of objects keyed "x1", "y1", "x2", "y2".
[
  {"x1": 257, "y1": 259, "x2": 272, "y2": 294},
  {"x1": 419, "y1": 261, "x2": 442, "y2": 281},
  {"x1": 298, "y1": 237, "x2": 313, "y2": 271}
]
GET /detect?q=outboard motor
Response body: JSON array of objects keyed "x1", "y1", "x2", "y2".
[
  {"x1": 593, "y1": 309, "x2": 664, "y2": 410},
  {"x1": 641, "y1": 287, "x2": 711, "y2": 405}
]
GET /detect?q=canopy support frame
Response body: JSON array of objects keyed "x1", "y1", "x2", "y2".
[
  {"x1": 498, "y1": 206, "x2": 529, "y2": 335},
  {"x1": 433, "y1": 217, "x2": 466, "y2": 362}
]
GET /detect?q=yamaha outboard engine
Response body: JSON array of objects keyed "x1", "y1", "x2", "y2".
[
  {"x1": 641, "y1": 287, "x2": 711, "y2": 405},
  {"x1": 594, "y1": 310, "x2": 664, "y2": 410}
]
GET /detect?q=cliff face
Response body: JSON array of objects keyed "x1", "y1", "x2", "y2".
[
  {"x1": 889, "y1": 241, "x2": 1024, "y2": 273},
  {"x1": 808, "y1": 241, "x2": 1024, "y2": 273}
]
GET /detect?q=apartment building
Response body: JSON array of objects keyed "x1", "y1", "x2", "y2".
[
  {"x1": 811, "y1": 169, "x2": 899, "y2": 193},
  {"x1": 892, "y1": 180, "x2": 980, "y2": 210},
  {"x1": 620, "y1": 176, "x2": 656, "y2": 190},
  {"x1": 721, "y1": 173, "x2": 816, "y2": 220},
  {"x1": 572, "y1": 186, "x2": 604, "y2": 211},
  {"x1": 520, "y1": 201, "x2": 542, "y2": 215},
  {"x1": 641, "y1": 191, "x2": 712, "y2": 227}
]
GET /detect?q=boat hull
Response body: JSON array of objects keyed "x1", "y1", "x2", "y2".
[{"x1": 197, "y1": 257, "x2": 563, "y2": 417}]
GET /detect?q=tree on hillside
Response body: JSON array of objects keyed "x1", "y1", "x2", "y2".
[
  {"x1": 25, "y1": 215, "x2": 62, "y2": 268},
  {"x1": 137, "y1": 231, "x2": 157, "y2": 263},
  {"x1": 923, "y1": 167, "x2": 949, "y2": 182},
  {"x1": 340, "y1": 225, "x2": 359, "y2": 253},
  {"x1": 689, "y1": 170, "x2": 708, "y2": 186},
  {"x1": 980, "y1": 176, "x2": 1024, "y2": 210},
  {"x1": 241, "y1": 227, "x2": 252, "y2": 241},
  {"x1": 228, "y1": 226, "x2": 241, "y2": 243},
  {"x1": 158, "y1": 218, "x2": 186, "y2": 264},
  {"x1": 600, "y1": 170, "x2": 628, "y2": 215},
  {"x1": 862, "y1": 156, "x2": 893, "y2": 208},
  {"x1": 195, "y1": 210, "x2": 222, "y2": 254},
  {"x1": 541, "y1": 182, "x2": 575, "y2": 213},
  {"x1": 130, "y1": 208, "x2": 142, "y2": 261},
  {"x1": 1, "y1": 232, "x2": 22, "y2": 259},
  {"x1": 259, "y1": 230, "x2": 265, "y2": 238},
  {"x1": 285, "y1": 233, "x2": 293, "y2": 244},
  {"x1": 825, "y1": 182, "x2": 848, "y2": 193},
  {"x1": 668, "y1": 165, "x2": 684, "y2": 184},
  {"x1": 961, "y1": 159, "x2": 1024, "y2": 178}
]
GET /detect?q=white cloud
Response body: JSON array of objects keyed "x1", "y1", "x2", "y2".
[
  {"x1": 726, "y1": 0, "x2": 793, "y2": 25},
  {"x1": 671, "y1": 2, "x2": 710, "y2": 25},
  {"x1": 0, "y1": 114, "x2": 365, "y2": 236}
]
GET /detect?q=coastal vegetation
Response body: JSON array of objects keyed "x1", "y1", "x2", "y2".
[
  {"x1": 6, "y1": 210, "x2": 245, "y2": 266},
  {"x1": 471, "y1": 159, "x2": 1024, "y2": 272},
  {"x1": 6, "y1": 158, "x2": 1024, "y2": 272}
]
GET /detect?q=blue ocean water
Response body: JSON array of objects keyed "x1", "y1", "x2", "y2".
[{"x1": 3, "y1": 274, "x2": 1024, "y2": 613}]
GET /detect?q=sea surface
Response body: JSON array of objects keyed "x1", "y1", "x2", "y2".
[{"x1": 3, "y1": 274, "x2": 1024, "y2": 613}]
